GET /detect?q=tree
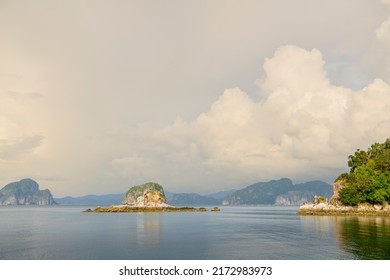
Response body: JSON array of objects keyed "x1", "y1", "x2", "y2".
[
  {"x1": 339, "y1": 137, "x2": 390, "y2": 206},
  {"x1": 348, "y1": 149, "x2": 368, "y2": 172},
  {"x1": 339, "y1": 186, "x2": 361, "y2": 206},
  {"x1": 375, "y1": 149, "x2": 390, "y2": 171}
]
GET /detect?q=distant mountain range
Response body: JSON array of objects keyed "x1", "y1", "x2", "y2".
[
  {"x1": 55, "y1": 189, "x2": 237, "y2": 206},
  {"x1": 222, "y1": 178, "x2": 332, "y2": 206},
  {"x1": 54, "y1": 178, "x2": 332, "y2": 206},
  {"x1": 167, "y1": 193, "x2": 221, "y2": 206},
  {"x1": 54, "y1": 194, "x2": 122, "y2": 206}
]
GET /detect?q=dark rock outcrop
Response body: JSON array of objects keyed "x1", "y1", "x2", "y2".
[{"x1": 0, "y1": 178, "x2": 56, "y2": 205}]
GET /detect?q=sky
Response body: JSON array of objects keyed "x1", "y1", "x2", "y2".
[{"x1": 1, "y1": 0, "x2": 390, "y2": 197}]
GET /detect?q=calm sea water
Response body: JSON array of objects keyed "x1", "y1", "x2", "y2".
[{"x1": 0, "y1": 206, "x2": 389, "y2": 260}]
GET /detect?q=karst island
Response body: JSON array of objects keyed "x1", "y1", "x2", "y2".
[
  {"x1": 298, "y1": 137, "x2": 390, "y2": 215},
  {"x1": 85, "y1": 182, "x2": 219, "y2": 213}
]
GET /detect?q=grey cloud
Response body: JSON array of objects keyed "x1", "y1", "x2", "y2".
[
  {"x1": 0, "y1": 134, "x2": 44, "y2": 160},
  {"x1": 0, "y1": 0, "x2": 389, "y2": 196}
]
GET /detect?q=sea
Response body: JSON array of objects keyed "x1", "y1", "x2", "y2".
[{"x1": 0, "y1": 205, "x2": 389, "y2": 260}]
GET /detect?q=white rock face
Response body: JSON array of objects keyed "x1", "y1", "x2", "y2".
[
  {"x1": 122, "y1": 182, "x2": 171, "y2": 207},
  {"x1": 2, "y1": 195, "x2": 18, "y2": 205},
  {"x1": 275, "y1": 191, "x2": 316, "y2": 206}
]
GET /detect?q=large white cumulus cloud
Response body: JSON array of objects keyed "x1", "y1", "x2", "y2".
[{"x1": 111, "y1": 45, "x2": 390, "y2": 191}]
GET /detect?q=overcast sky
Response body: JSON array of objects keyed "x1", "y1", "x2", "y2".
[{"x1": 1, "y1": 0, "x2": 390, "y2": 196}]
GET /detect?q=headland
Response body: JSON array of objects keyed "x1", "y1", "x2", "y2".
[
  {"x1": 297, "y1": 180, "x2": 390, "y2": 216},
  {"x1": 298, "y1": 137, "x2": 390, "y2": 216}
]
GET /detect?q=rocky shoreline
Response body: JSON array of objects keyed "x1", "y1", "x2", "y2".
[
  {"x1": 297, "y1": 175, "x2": 390, "y2": 216},
  {"x1": 84, "y1": 205, "x2": 219, "y2": 213},
  {"x1": 297, "y1": 201, "x2": 390, "y2": 216}
]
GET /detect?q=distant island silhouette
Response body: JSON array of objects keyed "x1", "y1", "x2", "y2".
[{"x1": 0, "y1": 179, "x2": 55, "y2": 206}]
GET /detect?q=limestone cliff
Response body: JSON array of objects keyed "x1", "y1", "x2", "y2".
[
  {"x1": 0, "y1": 178, "x2": 56, "y2": 206},
  {"x1": 329, "y1": 179, "x2": 346, "y2": 204},
  {"x1": 275, "y1": 191, "x2": 317, "y2": 206},
  {"x1": 122, "y1": 182, "x2": 169, "y2": 207}
]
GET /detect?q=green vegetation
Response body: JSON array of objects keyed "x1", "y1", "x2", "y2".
[
  {"x1": 338, "y1": 138, "x2": 390, "y2": 206},
  {"x1": 122, "y1": 182, "x2": 166, "y2": 204},
  {"x1": 124, "y1": 182, "x2": 164, "y2": 199}
]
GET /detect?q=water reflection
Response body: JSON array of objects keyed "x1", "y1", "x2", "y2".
[
  {"x1": 301, "y1": 216, "x2": 390, "y2": 259},
  {"x1": 135, "y1": 213, "x2": 162, "y2": 248}
]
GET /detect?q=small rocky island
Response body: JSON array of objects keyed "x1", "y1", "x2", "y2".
[
  {"x1": 0, "y1": 178, "x2": 56, "y2": 206},
  {"x1": 298, "y1": 137, "x2": 390, "y2": 216},
  {"x1": 85, "y1": 182, "x2": 219, "y2": 212}
]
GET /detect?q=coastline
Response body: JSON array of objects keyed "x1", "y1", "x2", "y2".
[
  {"x1": 84, "y1": 205, "x2": 218, "y2": 212},
  {"x1": 297, "y1": 202, "x2": 390, "y2": 216}
]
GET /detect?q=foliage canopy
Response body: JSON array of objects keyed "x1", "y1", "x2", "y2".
[{"x1": 338, "y1": 138, "x2": 390, "y2": 206}]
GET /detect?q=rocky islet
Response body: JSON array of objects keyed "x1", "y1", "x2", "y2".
[{"x1": 85, "y1": 182, "x2": 220, "y2": 213}]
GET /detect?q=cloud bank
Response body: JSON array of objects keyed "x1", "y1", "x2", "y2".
[
  {"x1": 109, "y1": 45, "x2": 390, "y2": 192},
  {"x1": 1, "y1": 1, "x2": 390, "y2": 195}
]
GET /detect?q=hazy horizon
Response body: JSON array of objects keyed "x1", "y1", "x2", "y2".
[{"x1": 1, "y1": 0, "x2": 390, "y2": 197}]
